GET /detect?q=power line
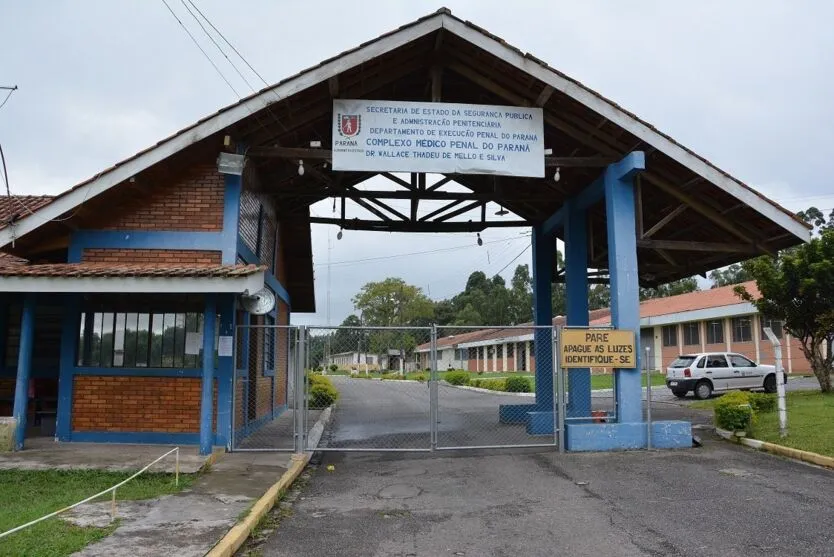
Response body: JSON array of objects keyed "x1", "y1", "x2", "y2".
[
  {"x1": 185, "y1": 0, "x2": 269, "y2": 87},
  {"x1": 0, "y1": 86, "x2": 17, "y2": 112},
  {"x1": 159, "y1": 0, "x2": 240, "y2": 97},
  {"x1": 494, "y1": 244, "x2": 532, "y2": 276},
  {"x1": 178, "y1": 0, "x2": 256, "y2": 92},
  {"x1": 316, "y1": 233, "x2": 530, "y2": 267}
]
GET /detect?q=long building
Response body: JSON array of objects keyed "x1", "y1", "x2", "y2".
[{"x1": 417, "y1": 282, "x2": 815, "y2": 374}]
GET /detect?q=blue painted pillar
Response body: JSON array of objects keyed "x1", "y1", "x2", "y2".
[
  {"x1": 216, "y1": 295, "x2": 235, "y2": 449},
  {"x1": 604, "y1": 153, "x2": 645, "y2": 424},
  {"x1": 532, "y1": 225, "x2": 554, "y2": 410},
  {"x1": 13, "y1": 294, "x2": 36, "y2": 450},
  {"x1": 56, "y1": 295, "x2": 80, "y2": 441},
  {"x1": 565, "y1": 201, "x2": 591, "y2": 418},
  {"x1": 221, "y1": 169, "x2": 242, "y2": 265},
  {"x1": 200, "y1": 295, "x2": 217, "y2": 455}
]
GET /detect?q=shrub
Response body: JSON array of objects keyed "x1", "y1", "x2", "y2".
[
  {"x1": 412, "y1": 373, "x2": 427, "y2": 382},
  {"x1": 714, "y1": 391, "x2": 753, "y2": 432},
  {"x1": 477, "y1": 370, "x2": 484, "y2": 376},
  {"x1": 328, "y1": 364, "x2": 338, "y2": 372},
  {"x1": 480, "y1": 379, "x2": 506, "y2": 392},
  {"x1": 445, "y1": 371, "x2": 470, "y2": 386},
  {"x1": 380, "y1": 372, "x2": 400, "y2": 380},
  {"x1": 748, "y1": 392, "x2": 777, "y2": 413},
  {"x1": 308, "y1": 374, "x2": 339, "y2": 408},
  {"x1": 470, "y1": 379, "x2": 481, "y2": 388},
  {"x1": 505, "y1": 376, "x2": 532, "y2": 393}
]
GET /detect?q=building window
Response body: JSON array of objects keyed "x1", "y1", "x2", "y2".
[
  {"x1": 682, "y1": 323, "x2": 700, "y2": 346},
  {"x1": 506, "y1": 343, "x2": 514, "y2": 358},
  {"x1": 78, "y1": 311, "x2": 217, "y2": 368},
  {"x1": 661, "y1": 325, "x2": 677, "y2": 348},
  {"x1": 760, "y1": 317, "x2": 784, "y2": 339},
  {"x1": 706, "y1": 320, "x2": 724, "y2": 345},
  {"x1": 264, "y1": 315, "x2": 275, "y2": 376},
  {"x1": 732, "y1": 317, "x2": 753, "y2": 343},
  {"x1": 468, "y1": 347, "x2": 477, "y2": 360}
]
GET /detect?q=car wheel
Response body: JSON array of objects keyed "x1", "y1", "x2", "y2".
[
  {"x1": 764, "y1": 374, "x2": 777, "y2": 394},
  {"x1": 671, "y1": 389, "x2": 688, "y2": 398},
  {"x1": 694, "y1": 380, "x2": 713, "y2": 400}
]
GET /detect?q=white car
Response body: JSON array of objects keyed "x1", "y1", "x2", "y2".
[{"x1": 665, "y1": 352, "x2": 785, "y2": 400}]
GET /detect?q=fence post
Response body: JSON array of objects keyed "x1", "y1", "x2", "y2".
[
  {"x1": 555, "y1": 326, "x2": 566, "y2": 453},
  {"x1": 294, "y1": 326, "x2": 307, "y2": 454},
  {"x1": 430, "y1": 324, "x2": 438, "y2": 451},
  {"x1": 645, "y1": 346, "x2": 652, "y2": 450}
]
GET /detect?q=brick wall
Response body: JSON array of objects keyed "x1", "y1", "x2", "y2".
[
  {"x1": 71, "y1": 376, "x2": 216, "y2": 433},
  {"x1": 81, "y1": 249, "x2": 222, "y2": 265},
  {"x1": 89, "y1": 163, "x2": 224, "y2": 231}
]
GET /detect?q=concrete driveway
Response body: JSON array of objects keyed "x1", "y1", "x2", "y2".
[{"x1": 245, "y1": 379, "x2": 834, "y2": 557}]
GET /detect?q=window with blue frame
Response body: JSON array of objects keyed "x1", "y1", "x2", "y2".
[
  {"x1": 77, "y1": 311, "x2": 218, "y2": 368},
  {"x1": 263, "y1": 315, "x2": 275, "y2": 376}
]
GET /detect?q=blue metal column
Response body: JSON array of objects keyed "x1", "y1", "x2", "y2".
[
  {"x1": 56, "y1": 295, "x2": 80, "y2": 441},
  {"x1": 565, "y1": 201, "x2": 591, "y2": 418},
  {"x1": 216, "y1": 295, "x2": 235, "y2": 449},
  {"x1": 532, "y1": 225, "x2": 554, "y2": 410},
  {"x1": 604, "y1": 156, "x2": 643, "y2": 424},
  {"x1": 200, "y1": 295, "x2": 217, "y2": 455},
  {"x1": 12, "y1": 294, "x2": 36, "y2": 450}
]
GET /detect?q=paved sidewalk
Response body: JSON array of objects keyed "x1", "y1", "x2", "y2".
[{"x1": 67, "y1": 451, "x2": 292, "y2": 557}]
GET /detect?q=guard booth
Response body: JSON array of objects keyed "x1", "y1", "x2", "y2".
[{"x1": 0, "y1": 8, "x2": 809, "y2": 453}]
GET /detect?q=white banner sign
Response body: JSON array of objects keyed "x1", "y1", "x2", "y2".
[{"x1": 332, "y1": 100, "x2": 544, "y2": 177}]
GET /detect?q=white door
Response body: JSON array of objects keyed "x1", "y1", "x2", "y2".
[
  {"x1": 704, "y1": 354, "x2": 732, "y2": 391},
  {"x1": 728, "y1": 354, "x2": 761, "y2": 389}
]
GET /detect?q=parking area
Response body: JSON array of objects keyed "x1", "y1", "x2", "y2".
[{"x1": 246, "y1": 379, "x2": 833, "y2": 557}]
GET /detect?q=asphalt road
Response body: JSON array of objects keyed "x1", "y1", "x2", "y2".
[{"x1": 251, "y1": 378, "x2": 834, "y2": 557}]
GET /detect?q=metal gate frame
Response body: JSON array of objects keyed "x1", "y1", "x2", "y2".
[{"x1": 232, "y1": 324, "x2": 567, "y2": 453}]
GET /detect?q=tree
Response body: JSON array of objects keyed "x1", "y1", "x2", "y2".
[
  {"x1": 332, "y1": 314, "x2": 367, "y2": 354},
  {"x1": 352, "y1": 277, "x2": 434, "y2": 327},
  {"x1": 797, "y1": 206, "x2": 834, "y2": 232},
  {"x1": 735, "y1": 230, "x2": 834, "y2": 392},
  {"x1": 508, "y1": 264, "x2": 532, "y2": 324},
  {"x1": 641, "y1": 277, "x2": 699, "y2": 300},
  {"x1": 352, "y1": 278, "x2": 434, "y2": 371},
  {"x1": 588, "y1": 284, "x2": 610, "y2": 311},
  {"x1": 709, "y1": 264, "x2": 753, "y2": 288}
]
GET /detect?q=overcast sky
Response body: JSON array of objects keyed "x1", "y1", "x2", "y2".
[{"x1": 2, "y1": 1, "x2": 833, "y2": 325}]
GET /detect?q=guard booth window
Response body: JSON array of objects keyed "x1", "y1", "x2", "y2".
[
  {"x1": 77, "y1": 311, "x2": 218, "y2": 368},
  {"x1": 732, "y1": 317, "x2": 753, "y2": 343}
]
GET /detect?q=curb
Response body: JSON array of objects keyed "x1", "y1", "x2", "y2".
[
  {"x1": 715, "y1": 427, "x2": 834, "y2": 470},
  {"x1": 448, "y1": 383, "x2": 534, "y2": 397},
  {"x1": 206, "y1": 453, "x2": 311, "y2": 557},
  {"x1": 206, "y1": 408, "x2": 333, "y2": 557}
]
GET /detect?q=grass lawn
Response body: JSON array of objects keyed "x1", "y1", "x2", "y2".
[
  {"x1": 753, "y1": 391, "x2": 834, "y2": 457},
  {"x1": 589, "y1": 373, "x2": 666, "y2": 390},
  {"x1": 0, "y1": 470, "x2": 193, "y2": 557},
  {"x1": 691, "y1": 390, "x2": 834, "y2": 458}
]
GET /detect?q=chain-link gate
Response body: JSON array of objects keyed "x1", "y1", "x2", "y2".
[
  {"x1": 231, "y1": 323, "x2": 565, "y2": 453},
  {"x1": 306, "y1": 326, "x2": 433, "y2": 451},
  {"x1": 231, "y1": 324, "x2": 300, "y2": 451},
  {"x1": 434, "y1": 326, "x2": 559, "y2": 449}
]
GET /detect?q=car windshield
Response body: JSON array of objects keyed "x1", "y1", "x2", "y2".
[{"x1": 670, "y1": 356, "x2": 697, "y2": 368}]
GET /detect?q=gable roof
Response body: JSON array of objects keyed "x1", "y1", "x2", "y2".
[
  {"x1": 1, "y1": 8, "x2": 809, "y2": 285},
  {"x1": 0, "y1": 195, "x2": 53, "y2": 226}
]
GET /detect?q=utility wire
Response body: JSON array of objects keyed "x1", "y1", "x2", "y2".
[
  {"x1": 185, "y1": 0, "x2": 269, "y2": 87},
  {"x1": 0, "y1": 86, "x2": 17, "y2": 112},
  {"x1": 494, "y1": 244, "x2": 532, "y2": 276},
  {"x1": 316, "y1": 233, "x2": 530, "y2": 267},
  {"x1": 178, "y1": 0, "x2": 256, "y2": 92},
  {"x1": 159, "y1": 0, "x2": 240, "y2": 97}
]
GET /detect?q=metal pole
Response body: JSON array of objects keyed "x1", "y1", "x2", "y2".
[
  {"x1": 763, "y1": 327, "x2": 787, "y2": 437},
  {"x1": 175, "y1": 448, "x2": 180, "y2": 487},
  {"x1": 430, "y1": 325, "x2": 438, "y2": 451},
  {"x1": 294, "y1": 327, "x2": 307, "y2": 453},
  {"x1": 645, "y1": 346, "x2": 652, "y2": 450},
  {"x1": 556, "y1": 327, "x2": 566, "y2": 453}
]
